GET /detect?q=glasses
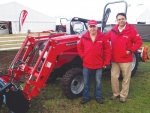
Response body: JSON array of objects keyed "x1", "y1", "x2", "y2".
[{"x1": 117, "y1": 18, "x2": 126, "y2": 21}]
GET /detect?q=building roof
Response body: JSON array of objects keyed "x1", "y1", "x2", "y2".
[{"x1": 0, "y1": 2, "x2": 55, "y2": 22}]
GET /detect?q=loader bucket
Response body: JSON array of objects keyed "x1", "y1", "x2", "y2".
[
  {"x1": 5, "y1": 89, "x2": 30, "y2": 113},
  {"x1": 0, "y1": 93, "x2": 4, "y2": 108},
  {"x1": 0, "y1": 77, "x2": 30, "y2": 113},
  {"x1": 0, "y1": 77, "x2": 5, "y2": 108}
]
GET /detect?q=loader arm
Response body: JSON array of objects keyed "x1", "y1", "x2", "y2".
[
  {"x1": 22, "y1": 35, "x2": 80, "y2": 100},
  {"x1": 0, "y1": 32, "x2": 80, "y2": 112}
]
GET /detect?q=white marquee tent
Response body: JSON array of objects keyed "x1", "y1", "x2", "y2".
[
  {"x1": 127, "y1": 8, "x2": 150, "y2": 24},
  {"x1": 0, "y1": 2, "x2": 56, "y2": 34},
  {"x1": 136, "y1": 9, "x2": 150, "y2": 24}
]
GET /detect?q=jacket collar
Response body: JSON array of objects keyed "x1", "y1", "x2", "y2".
[{"x1": 113, "y1": 22, "x2": 130, "y2": 32}]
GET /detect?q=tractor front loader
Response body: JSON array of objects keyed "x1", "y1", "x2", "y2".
[{"x1": 0, "y1": 32, "x2": 81, "y2": 112}]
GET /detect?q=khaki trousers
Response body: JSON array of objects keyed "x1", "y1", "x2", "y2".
[{"x1": 111, "y1": 62, "x2": 132, "y2": 98}]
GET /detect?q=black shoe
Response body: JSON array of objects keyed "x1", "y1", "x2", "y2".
[
  {"x1": 95, "y1": 98, "x2": 103, "y2": 104},
  {"x1": 80, "y1": 98, "x2": 90, "y2": 104}
]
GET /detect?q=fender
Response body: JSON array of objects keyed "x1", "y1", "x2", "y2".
[
  {"x1": 142, "y1": 46, "x2": 149, "y2": 62},
  {"x1": 138, "y1": 46, "x2": 149, "y2": 62}
]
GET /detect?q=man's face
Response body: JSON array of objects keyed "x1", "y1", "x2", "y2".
[
  {"x1": 88, "y1": 25, "x2": 98, "y2": 35},
  {"x1": 116, "y1": 15, "x2": 127, "y2": 27}
]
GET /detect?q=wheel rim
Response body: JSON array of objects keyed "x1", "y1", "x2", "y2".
[
  {"x1": 132, "y1": 54, "x2": 136, "y2": 71},
  {"x1": 71, "y1": 75, "x2": 84, "y2": 94}
]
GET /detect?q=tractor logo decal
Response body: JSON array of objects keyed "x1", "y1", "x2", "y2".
[{"x1": 66, "y1": 42, "x2": 77, "y2": 46}]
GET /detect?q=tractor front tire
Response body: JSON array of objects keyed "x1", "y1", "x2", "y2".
[
  {"x1": 62, "y1": 68, "x2": 84, "y2": 99},
  {"x1": 46, "y1": 73, "x2": 58, "y2": 83}
]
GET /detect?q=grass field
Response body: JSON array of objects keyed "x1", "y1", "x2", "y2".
[{"x1": 1, "y1": 42, "x2": 150, "y2": 113}]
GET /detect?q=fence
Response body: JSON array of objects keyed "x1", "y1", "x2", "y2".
[
  {"x1": 0, "y1": 32, "x2": 54, "y2": 51},
  {"x1": 134, "y1": 24, "x2": 150, "y2": 42},
  {"x1": 0, "y1": 34, "x2": 26, "y2": 51}
]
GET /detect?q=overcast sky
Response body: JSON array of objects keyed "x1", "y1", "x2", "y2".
[{"x1": 0, "y1": 0, "x2": 150, "y2": 23}]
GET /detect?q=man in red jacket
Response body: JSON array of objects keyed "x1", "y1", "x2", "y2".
[
  {"x1": 107, "y1": 13, "x2": 142, "y2": 103},
  {"x1": 77, "y1": 20, "x2": 111, "y2": 104}
]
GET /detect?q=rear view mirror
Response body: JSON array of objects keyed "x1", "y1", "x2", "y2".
[
  {"x1": 60, "y1": 18, "x2": 67, "y2": 26},
  {"x1": 73, "y1": 22, "x2": 84, "y2": 34}
]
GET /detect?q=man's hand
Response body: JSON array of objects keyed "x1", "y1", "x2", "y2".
[
  {"x1": 103, "y1": 66, "x2": 107, "y2": 69},
  {"x1": 126, "y1": 50, "x2": 132, "y2": 55}
]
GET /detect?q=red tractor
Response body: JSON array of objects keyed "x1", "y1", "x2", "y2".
[{"x1": 0, "y1": 1, "x2": 149, "y2": 113}]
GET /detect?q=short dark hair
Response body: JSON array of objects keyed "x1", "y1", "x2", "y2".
[{"x1": 116, "y1": 13, "x2": 127, "y2": 19}]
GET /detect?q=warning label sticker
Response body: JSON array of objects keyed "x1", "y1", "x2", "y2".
[{"x1": 45, "y1": 61, "x2": 52, "y2": 68}]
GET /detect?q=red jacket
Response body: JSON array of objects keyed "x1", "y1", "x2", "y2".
[
  {"x1": 77, "y1": 30, "x2": 111, "y2": 69},
  {"x1": 107, "y1": 22, "x2": 142, "y2": 62}
]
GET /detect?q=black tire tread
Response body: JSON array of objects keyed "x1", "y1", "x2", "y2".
[
  {"x1": 131, "y1": 52, "x2": 138, "y2": 77},
  {"x1": 62, "y1": 68, "x2": 83, "y2": 99}
]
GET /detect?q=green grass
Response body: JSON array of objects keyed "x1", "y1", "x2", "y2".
[{"x1": 1, "y1": 42, "x2": 150, "y2": 113}]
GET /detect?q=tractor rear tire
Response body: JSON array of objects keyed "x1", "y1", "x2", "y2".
[
  {"x1": 131, "y1": 52, "x2": 138, "y2": 77},
  {"x1": 62, "y1": 68, "x2": 84, "y2": 99}
]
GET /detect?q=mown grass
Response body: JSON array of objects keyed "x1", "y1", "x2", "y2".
[{"x1": 1, "y1": 42, "x2": 150, "y2": 113}]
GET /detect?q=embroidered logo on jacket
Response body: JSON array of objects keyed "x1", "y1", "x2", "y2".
[
  {"x1": 123, "y1": 36, "x2": 128, "y2": 38},
  {"x1": 97, "y1": 41, "x2": 102, "y2": 43}
]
